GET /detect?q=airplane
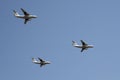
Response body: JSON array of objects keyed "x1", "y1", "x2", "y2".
[
  {"x1": 32, "y1": 57, "x2": 51, "y2": 67},
  {"x1": 72, "y1": 40, "x2": 93, "y2": 52},
  {"x1": 13, "y1": 8, "x2": 37, "y2": 24}
]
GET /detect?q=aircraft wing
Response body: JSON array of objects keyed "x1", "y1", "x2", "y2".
[
  {"x1": 38, "y1": 57, "x2": 44, "y2": 62},
  {"x1": 40, "y1": 64, "x2": 42, "y2": 67},
  {"x1": 21, "y1": 8, "x2": 29, "y2": 15},
  {"x1": 40, "y1": 64, "x2": 44, "y2": 67},
  {"x1": 24, "y1": 19, "x2": 29, "y2": 24},
  {"x1": 81, "y1": 48, "x2": 85, "y2": 52},
  {"x1": 81, "y1": 40, "x2": 87, "y2": 45}
]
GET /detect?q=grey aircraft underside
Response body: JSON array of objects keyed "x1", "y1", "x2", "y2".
[
  {"x1": 13, "y1": 8, "x2": 37, "y2": 24},
  {"x1": 72, "y1": 40, "x2": 93, "y2": 52}
]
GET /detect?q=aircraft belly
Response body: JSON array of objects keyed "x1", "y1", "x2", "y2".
[
  {"x1": 87, "y1": 46, "x2": 93, "y2": 48},
  {"x1": 76, "y1": 46, "x2": 82, "y2": 48},
  {"x1": 35, "y1": 62, "x2": 40, "y2": 64},
  {"x1": 17, "y1": 16, "x2": 25, "y2": 18}
]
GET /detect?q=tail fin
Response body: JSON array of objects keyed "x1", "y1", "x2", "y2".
[
  {"x1": 72, "y1": 41, "x2": 78, "y2": 46},
  {"x1": 32, "y1": 58, "x2": 37, "y2": 62},
  {"x1": 13, "y1": 10, "x2": 20, "y2": 17}
]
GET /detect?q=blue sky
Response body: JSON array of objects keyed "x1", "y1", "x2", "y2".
[{"x1": 0, "y1": 0, "x2": 120, "y2": 80}]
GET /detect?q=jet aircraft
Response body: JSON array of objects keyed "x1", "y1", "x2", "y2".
[
  {"x1": 13, "y1": 8, "x2": 37, "y2": 24},
  {"x1": 72, "y1": 40, "x2": 93, "y2": 52},
  {"x1": 32, "y1": 57, "x2": 51, "y2": 67}
]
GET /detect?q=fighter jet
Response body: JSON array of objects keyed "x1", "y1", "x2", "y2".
[
  {"x1": 32, "y1": 57, "x2": 51, "y2": 67},
  {"x1": 13, "y1": 8, "x2": 37, "y2": 24},
  {"x1": 72, "y1": 40, "x2": 93, "y2": 52}
]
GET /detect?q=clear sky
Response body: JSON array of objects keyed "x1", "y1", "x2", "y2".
[{"x1": 0, "y1": 0, "x2": 120, "y2": 80}]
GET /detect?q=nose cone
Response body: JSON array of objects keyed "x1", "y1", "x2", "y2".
[
  {"x1": 32, "y1": 15, "x2": 37, "y2": 18},
  {"x1": 34, "y1": 15, "x2": 37, "y2": 18},
  {"x1": 47, "y1": 61, "x2": 51, "y2": 64},
  {"x1": 90, "y1": 45, "x2": 94, "y2": 48}
]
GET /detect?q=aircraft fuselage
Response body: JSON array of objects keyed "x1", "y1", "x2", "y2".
[
  {"x1": 74, "y1": 45, "x2": 93, "y2": 49},
  {"x1": 34, "y1": 61, "x2": 50, "y2": 65},
  {"x1": 16, "y1": 15, "x2": 37, "y2": 19}
]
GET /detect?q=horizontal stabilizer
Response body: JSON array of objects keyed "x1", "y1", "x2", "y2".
[
  {"x1": 72, "y1": 40, "x2": 78, "y2": 46},
  {"x1": 13, "y1": 10, "x2": 20, "y2": 16}
]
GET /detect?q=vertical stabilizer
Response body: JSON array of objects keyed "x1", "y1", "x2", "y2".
[
  {"x1": 72, "y1": 41, "x2": 78, "y2": 46},
  {"x1": 32, "y1": 58, "x2": 37, "y2": 63},
  {"x1": 13, "y1": 10, "x2": 20, "y2": 17}
]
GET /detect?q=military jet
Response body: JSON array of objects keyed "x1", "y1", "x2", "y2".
[
  {"x1": 32, "y1": 57, "x2": 51, "y2": 67},
  {"x1": 13, "y1": 8, "x2": 37, "y2": 24},
  {"x1": 72, "y1": 40, "x2": 93, "y2": 52}
]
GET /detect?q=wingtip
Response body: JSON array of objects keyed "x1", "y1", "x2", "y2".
[
  {"x1": 21, "y1": 8, "x2": 24, "y2": 11},
  {"x1": 38, "y1": 57, "x2": 41, "y2": 60},
  {"x1": 80, "y1": 40, "x2": 84, "y2": 43}
]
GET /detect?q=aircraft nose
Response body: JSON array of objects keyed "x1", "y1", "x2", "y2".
[
  {"x1": 33, "y1": 15, "x2": 37, "y2": 18},
  {"x1": 48, "y1": 61, "x2": 51, "y2": 64},
  {"x1": 91, "y1": 45, "x2": 94, "y2": 48},
  {"x1": 35, "y1": 16, "x2": 37, "y2": 18}
]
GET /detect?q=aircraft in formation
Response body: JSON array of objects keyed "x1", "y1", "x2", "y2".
[
  {"x1": 32, "y1": 57, "x2": 51, "y2": 67},
  {"x1": 12, "y1": 8, "x2": 94, "y2": 66},
  {"x1": 32, "y1": 40, "x2": 93, "y2": 67},
  {"x1": 13, "y1": 8, "x2": 37, "y2": 24},
  {"x1": 72, "y1": 40, "x2": 93, "y2": 52}
]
